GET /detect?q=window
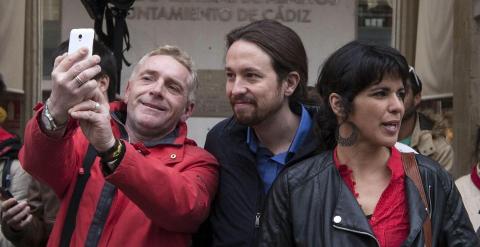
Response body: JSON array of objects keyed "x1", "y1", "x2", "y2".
[
  {"x1": 357, "y1": 0, "x2": 393, "y2": 46},
  {"x1": 42, "y1": 0, "x2": 61, "y2": 100}
]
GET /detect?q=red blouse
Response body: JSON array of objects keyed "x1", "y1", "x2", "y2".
[{"x1": 334, "y1": 147, "x2": 409, "y2": 247}]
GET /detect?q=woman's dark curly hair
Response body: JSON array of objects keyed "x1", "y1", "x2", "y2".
[{"x1": 315, "y1": 40, "x2": 409, "y2": 150}]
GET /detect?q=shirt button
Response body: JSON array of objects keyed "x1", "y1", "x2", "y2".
[
  {"x1": 170, "y1": 154, "x2": 176, "y2": 159},
  {"x1": 333, "y1": 215, "x2": 342, "y2": 223}
]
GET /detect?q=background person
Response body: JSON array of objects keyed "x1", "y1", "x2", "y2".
[
  {"x1": 259, "y1": 41, "x2": 477, "y2": 247},
  {"x1": 455, "y1": 127, "x2": 480, "y2": 233},
  {"x1": 398, "y1": 66, "x2": 453, "y2": 171},
  {"x1": 0, "y1": 74, "x2": 32, "y2": 247}
]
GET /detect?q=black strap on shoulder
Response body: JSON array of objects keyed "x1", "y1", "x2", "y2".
[
  {"x1": 1, "y1": 157, "x2": 13, "y2": 189},
  {"x1": 59, "y1": 144, "x2": 97, "y2": 247}
]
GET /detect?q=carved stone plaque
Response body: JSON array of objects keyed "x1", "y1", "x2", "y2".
[{"x1": 193, "y1": 69, "x2": 232, "y2": 117}]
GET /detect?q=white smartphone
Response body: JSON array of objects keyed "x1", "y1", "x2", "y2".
[{"x1": 68, "y1": 28, "x2": 95, "y2": 56}]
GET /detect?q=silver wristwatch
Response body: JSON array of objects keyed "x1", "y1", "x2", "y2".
[{"x1": 43, "y1": 99, "x2": 66, "y2": 131}]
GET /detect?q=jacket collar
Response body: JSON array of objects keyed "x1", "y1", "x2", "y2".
[
  {"x1": 109, "y1": 101, "x2": 189, "y2": 148},
  {"x1": 410, "y1": 113, "x2": 423, "y2": 148},
  {"x1": 332, "y1": 174, "x2": 376, "y2": 237},
  {"x1": 471, "y1": 165, "x2": 480, "y2": 191},
  {"x1": 246, "y1": 105, "x2": 314, "y2": 165},
  {"x1": 0, "y1": 127, "x2": 15, "y2": 142},
  {"x1": 401, "y1": 177, "x2": 429, "y2": 245},
  {"x1": 330, "y1": 149, "x2": 375, "y2": 238},
  {"x1": 287, "y1": 121, "x2": 321, "y2": 166},
  {"x1": 226, "y1": 105, "x2": 321, "y2": 167},
  {"x1": 410, "y1": 113, "x2": 436, "y2": 156},
  {"x1": 329, "y1": 150, "x2": 428, "y2": 244}
]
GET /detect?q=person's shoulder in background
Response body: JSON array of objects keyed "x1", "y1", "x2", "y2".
[{"x1": 395, "y1": 142, "x2": 418, "y2": 153}]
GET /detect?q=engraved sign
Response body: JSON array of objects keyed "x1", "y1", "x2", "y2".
[
  {"x1": 128, "y1": 0, "x2": 340, "y2": 23},
  {"x1": 194, "y1": 69, "x2": 231, "y2": 117},
  {"x1": 62, "y1": 0, "x2": 355, "y2": 117}
]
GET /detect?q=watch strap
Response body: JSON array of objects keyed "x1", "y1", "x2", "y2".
[{"x1": 43, "y1": 99, "x2": 67, "y2": 131}]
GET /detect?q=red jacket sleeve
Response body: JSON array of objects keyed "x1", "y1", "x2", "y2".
[
  {"x1": 105, "y1": 143, "x2": 219, "y2": 233},
  {"x1": 19, "y1": 110, "x2": 83, "y2": 198}
]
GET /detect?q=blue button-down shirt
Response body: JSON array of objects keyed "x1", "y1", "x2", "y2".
[{"x1": 247, "y1": 105, "x2": 313, "y2": 193}]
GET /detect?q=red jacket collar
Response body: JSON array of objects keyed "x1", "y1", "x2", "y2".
[
  {"x1": 108, "y1": 101, "x2": 194, "y2": 147},
  {"x1": 0, "y1": 127, "x2": 15, "y2": 143},
  {"x1": 470, "y1": 164, "x2": 480, "y2": 191}
]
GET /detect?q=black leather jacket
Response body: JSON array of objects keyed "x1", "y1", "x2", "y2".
[{"x1": 259, "y1": 151, "x2": 479, "y2": 247}]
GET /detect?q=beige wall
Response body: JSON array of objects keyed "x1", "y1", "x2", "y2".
[
  {"x1": 453, "y1": 0, "x2": 479, "y2": 178},
  {"x1": 61, "y1": 1, "x2": 356, "y2": 91},
  {"x1": 0, "y1": 0, "x2": 26, "y2": 92}
]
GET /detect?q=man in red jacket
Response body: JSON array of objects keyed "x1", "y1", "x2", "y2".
[{"x1": 19, "y1": 45, "x2": 218, "y2": 246}]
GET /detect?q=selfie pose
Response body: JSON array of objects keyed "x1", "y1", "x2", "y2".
[
  {"x1": 258, "y1": 41, "x2": 478, "y2": 246},
  {"x1": 18, "y1": 43, "x2": 218, "y2": 246}
]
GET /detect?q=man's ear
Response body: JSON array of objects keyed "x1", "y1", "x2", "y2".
[
  {"x1": 283, "y1": 71, "x2": 300, "y2": 97},
  {"x1": 180, "y1": 101, "x2": 195, "y2": 122},
  {"x1": 329, "y1": 93, "x2": 345, "y2": 118},
  {"x1": 123, "y1": 81, "x2": 132, "y2": 104},
  {"x1": 97, "y1": 75, "x2": 110, "y2": 94}
]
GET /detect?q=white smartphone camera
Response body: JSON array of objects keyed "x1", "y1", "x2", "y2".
[{"x1": 68, "y1": 28, "x2": 95, "y2": 56}]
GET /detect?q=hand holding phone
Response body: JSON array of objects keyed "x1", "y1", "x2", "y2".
[{"x1": 68, "y1": 28, "x2": 95, "y2": 56}]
